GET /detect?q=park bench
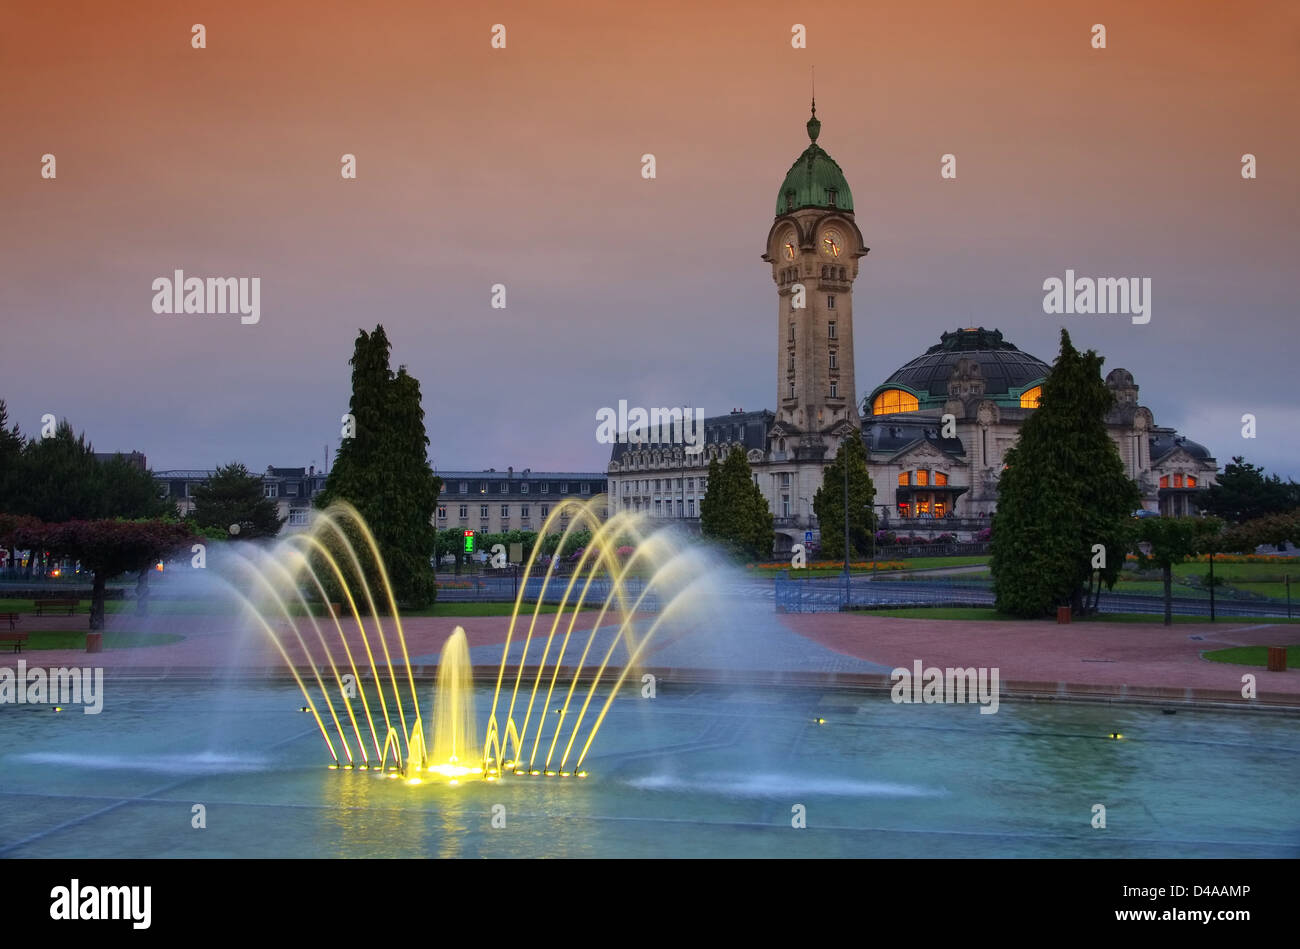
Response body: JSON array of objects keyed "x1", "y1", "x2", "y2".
[
  {"x1": 33, "y1": 598, "x2": 79, "y2": 616},
  {"x1": 0, "y1": 614, "x2": 27, "y2": 652}
]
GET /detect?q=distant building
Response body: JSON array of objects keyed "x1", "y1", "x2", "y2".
[
  {"x1": 153, "y1": 465, "x2": 327, "y2": 528},
  {"x1": 94, "y1": 450, "x2": 147, "y2": 470},
  {"x1": 607, "y1": 104, "x2": 1219, "y2": 554},
  {"x1": 435, "y1": 468, "x2": 607, "y2": 536}
]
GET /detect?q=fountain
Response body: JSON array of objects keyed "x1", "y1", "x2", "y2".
[{"x1": 224, "y1": 497, "x2": 711, "y2": 784}]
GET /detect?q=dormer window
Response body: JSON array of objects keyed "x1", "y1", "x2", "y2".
[
  {"x1": 827, "y1": 188, "x2": 838, "y2": 207},
  {"x1": 785, "y1": 190, "x2": 795, "y2": 212}
]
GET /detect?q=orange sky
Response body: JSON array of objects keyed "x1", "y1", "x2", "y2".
[{"x1": 2, "y1": 0, "x2": 1297, "y2": 474}]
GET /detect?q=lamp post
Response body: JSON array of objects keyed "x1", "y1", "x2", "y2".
[{"x1": 843, "y1": 453, "x2": 851, "y2": 604}]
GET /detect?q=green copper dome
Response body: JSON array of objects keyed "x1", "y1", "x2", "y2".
[{"x1": 775, "y1": 104, "x2": 854, "y2": 216}]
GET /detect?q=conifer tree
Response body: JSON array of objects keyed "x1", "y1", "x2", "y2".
[
  {"x1": 316, "y1": 326, "x2": 442, "y2": 608},
  {"x1": 813, "y1": 435, "x2": 876, "y2": 561},
  {"x1": 700, "y1": 446, "x2": 774, "y2": 561},
  {"x1": 991, "y1": 329, "x2": 1140, "y2": 616}
]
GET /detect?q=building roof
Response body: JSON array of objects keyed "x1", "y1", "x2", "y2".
[
  {"x1": 436, "y1": 470, "x2": 605, "y2": 481},
  {"x1": 873, "y1": 327, "x2": 1050, "y2": 405},
  {"x1": 775, "y1": 105, "x2": 854, "y2": 216},
  {"x1": 1149, "y1": 430, "x2": 1214, "y2": 464},
  {"x1": 152, "y1": 469, "x2": 216, "y2": 479},
  {"x1": 608, "y1": 410, "x2": 773, "y2": 463},
  {"x1": 862, "y1": 421, "x2": 966, "y2": 457}
]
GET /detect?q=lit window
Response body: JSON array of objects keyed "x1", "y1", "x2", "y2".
[
  {"x1": 1159, "y1": 476, "x2": 1169, "y2": 489},
  {"x1": 934, "y1": 471, "x2": 948, "y2": 486},
  {"x1": 898, "y1": 502, "x2": 910, "y2": 517},
  {"x1": 1187, "y1": 476, "x2": 1197, "y2": 488},
  {"x1": 934, "y1": 501, "x2": 946, "y2": 517},
  {"x1": 872, "y1": 389, "x2": 920, "y2": 415},
  {"x1": 916, "y1": 470, "x2": 929, "y2": 486},
  {"x1": 898, "y1": 472, "x2": 909, "y2": 486},
  {"x1": 1020, "y1": 386, "x2": 1042, "y2": 409},
  {"x1": 1173, "y1": 474, "x2": 1184, "y2": 488}
]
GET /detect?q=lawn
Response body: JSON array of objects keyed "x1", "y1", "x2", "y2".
[
  {"x1": 9, "y1": 630, "x2": 185, "y2": 650},
  {"x1": 756, "y1": 555, "x2": 990, "y2": 577},
  {"x1": 854, "y1": 606, "x2": 1300, "y2": 624},
  {"x1": 1202, "y1": 644, "x2": 1300, "y2": 668}
]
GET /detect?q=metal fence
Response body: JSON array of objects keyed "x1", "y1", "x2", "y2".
[{"x1": 773, "y1": 575, "x2": 1297, "y2": 618}]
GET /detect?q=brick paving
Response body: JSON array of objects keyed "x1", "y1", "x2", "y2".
[{"x1": 0, "y1": 607, "x2": 1295, "y2": 700}]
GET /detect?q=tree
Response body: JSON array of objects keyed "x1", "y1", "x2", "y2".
[
  {"x1": 700, "y1": 446, "x2": 774, "y2": 561},
  {"x1": 812, "y1": 435, "x2": 876, "y2": 561},
  {"x1": 1133, "y1": 516, "x2": 1224, "y2": 625},
  {"x1": 191, "y1": 462, "x2": 284, "y2": 539},
  {"x1": 0, "y1": 401, "x2": 23, "y2": 514},
  {"x1": 13, "y1": 518, "x2": 196, "y2": 629},
  {"x1": 315, "y1": 326, "x2": 442, "y2": 609},
  {"x1": 1220, "y1": 509, "x2": 1300, "y2": 553},
  {"x1": 991, "y1": 329, "x2": 1140, "y2": 617},
  {"x1": 1201, "y1": 457, "x2": 1298, "y2": 524},
  {"x1": 2, "y1": 419, "x2": 168, "y2": 523}
]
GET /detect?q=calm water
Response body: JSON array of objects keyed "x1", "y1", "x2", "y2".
[{"x1": 1, "y1": 680, "x2": 1296, "y2": 858}]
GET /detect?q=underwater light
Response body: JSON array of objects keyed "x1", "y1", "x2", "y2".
[
  {"x1": 815, "y1": 717, "x2": 826, "y2": 725},
  {"x1": 1108, "y1": 733, "x2": 1124, "y2": 740},
  {"x1": 53, "y1": 707, "x2": 63, "y2": 713}
]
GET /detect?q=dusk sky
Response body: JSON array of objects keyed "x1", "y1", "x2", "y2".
[{"x1": 3, "y1": 0, "x2": 1297, "y2": 478}]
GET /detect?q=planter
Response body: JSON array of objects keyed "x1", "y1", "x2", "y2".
[{"x1": 86, "y1": 632, "x2": 103, "y2": 653}]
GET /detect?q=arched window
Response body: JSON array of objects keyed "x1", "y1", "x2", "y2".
[
  {"x1": 872, "y1": 389, "x2": 920, "y2": 415},
  {"x1": 1020, "y1": 385, "x2": 1042, "y2": 409},
  {"x1": 898, "y1": 471, "x2": 909, "y2": 486}
]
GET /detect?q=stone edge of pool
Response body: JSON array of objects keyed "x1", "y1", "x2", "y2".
[{"x1": 61, "y1": 664, "x2": 1300, "y2": 714}]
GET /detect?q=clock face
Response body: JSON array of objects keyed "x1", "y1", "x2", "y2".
[
  {"x1": 783, "y1": 240, "x2": 796, "y2": 260},
  {"x1": 821, "y1": 230, "x2": 843, "y2": 258}
]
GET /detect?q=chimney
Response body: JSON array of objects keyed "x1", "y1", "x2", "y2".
[
  {"x1": 508, "y1": 466, "x2": 513, "y2": 478},
  {"x1": 309, "y1": 465, "x2": 315, "y2": 476}
]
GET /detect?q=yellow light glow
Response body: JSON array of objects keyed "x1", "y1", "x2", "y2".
[
  {"x1": 1020, "y1": 386, "x2": 1042, "y2": 409},
  {"x1": 872, "y1": 389, "x2": 919, "y2": 415}
]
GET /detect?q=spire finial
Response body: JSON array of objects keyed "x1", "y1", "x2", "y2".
[{"x1": 806, "y1": 68, "x2": 821, "y2": 143}]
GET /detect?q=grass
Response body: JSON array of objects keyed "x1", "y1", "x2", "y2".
[
  {"x1": 8, "y1": 631, "x2": 186, "y2": 651},
  {"x1": 853, "y1": 606, "x2": 1300, "y2": 624},
  {"x1": 1202, "y1": 644, "x2": 1300, "y2": 668},
  {"x1": 755, "y1": 555, "x2": 990, "y2": 577}
]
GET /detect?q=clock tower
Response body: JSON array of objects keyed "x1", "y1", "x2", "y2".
[{"x1": 762, "y1": 102, "x2": 867, "y2": 461}]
